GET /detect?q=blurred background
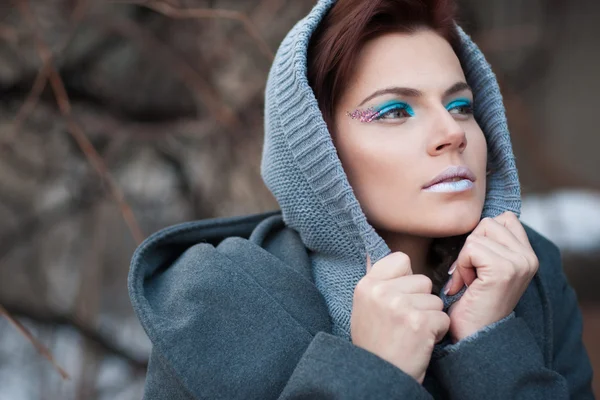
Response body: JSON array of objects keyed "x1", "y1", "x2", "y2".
[{"x1": 0, "y1": 0, "x2": 598, "y2": 399}]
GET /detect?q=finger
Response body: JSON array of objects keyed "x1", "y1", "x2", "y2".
[
  {"x1": 468, "y1": 234, "x2": 526, "y2": 266},
  {"x1": 426, "y1": 311, "x2": 451, "y2": 343},
  {"x1": 454, "y1": 239, "x2": 506, "y2": 284},
  {"x1": 407, "y1": 293, "x2": 444, "y2": 311},
  {"x1": 398, "y1": 274, "x2": 433, "y2": 294},
  {"x1": 367, "y1": 252, "x2": 413, "y2": 280},
  {"x1": 444, "y1": 269, "x2": 460, "y2": 296},
  {"x1": 378, "y1": 274, "x2": 434, "y2": 295},
  {"x1": 493, "y1": 212, "x2": 531, "y2": 248},
  {"x1": 473, "y1": 217, "x2": 524, "y2": 251},
  {"x1": 444, "y1": 266, "x2": 473, "y2": 296}
]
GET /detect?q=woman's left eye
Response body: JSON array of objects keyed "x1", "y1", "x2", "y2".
[
  {"x1": 446, "y1": 100, "x2": 473, "y2": 116},
  {"x1": 449, "y1": 105, "x2": 473, "y2": 114}
]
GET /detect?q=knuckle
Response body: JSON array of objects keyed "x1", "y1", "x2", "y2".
[
  {"x1": 479, "y1": 217, "x2": 493, "y2": 228},
  {"x1": 517, "y1": 254, "x2": 534, "y2": 274},
  {"x1": 354, "y1": 278, "x2": 372, "y2": 300},
  {"x1": 530, "y1": 257, "x2": 540, "y2": 273},
  {"x1": 381, "y1": 252, "x2": 412, "y2": 275},
  {"x1": 503, "y1": 258, "x2": 516, "y2": 271},
  {"x1": 439, "y1": 312, "x2": 451, "y2": 329},
  {"x1": 406, "y1": 310, "x2": 424, "y2": 331},
  {"x1": 389, "y1": 295, "x2": 404, "y2": 313},
  {"x1": 464, "y1": 239, "x2": 478, "y2": 252},
  {"x1": 431, "y1": 296, "x2": 444, "y2": 311},
  {"x1": 369, "y1": 281, "x2": 386, "y2": 301},
  {"x1": 415, "y1": 274, "x2": 433, "y2": 292},
  {"x1": 393, "y1": 252, "x2": 411, "y2": 271},
  {"x1": 518, "y1": 253, "x2": 529, "y2": 266},
  {"x1": 424, "y1": 336, "x2": 437, "y2": 349},
  {"x1": 497, "y1": 270, "x2": 513, "y2": 285},
  {"x1": 527, "y1": 253, "x2": 539, "y2": 270},
  {"x1": 515, "y1": 267, "x2": 529, "y2": 281},
  {"x1": 390, "y1": 251, "x2": 410, "y2": 264},
  {"x1": 465, "y1": 234, "x2": 480, "y2": 247}
]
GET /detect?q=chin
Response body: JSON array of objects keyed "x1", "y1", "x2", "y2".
[
  {"x1": 374, "y1": 211, "x2": 481, "y2": 239},
  {"x1": 431, "y1": 217, "x2": 479, "y2": 237},
  {"x1": 366, "y1": 196, "x2": 485, "y2": 239},
  {"x1": 398, "y1": 204, "x2": 483, "y2": 238},
  {"x1": 427, "y1": 207, "x2": 482, "y2": 238}
]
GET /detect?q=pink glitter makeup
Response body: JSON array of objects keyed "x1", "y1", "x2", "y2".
[{"x1": 346, "y1": 108, "x2": 379, "y2": 123}]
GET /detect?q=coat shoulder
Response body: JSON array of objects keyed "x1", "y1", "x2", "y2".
[{"x1": 522, "y1": 224, "x2": 565, "y2": 293}]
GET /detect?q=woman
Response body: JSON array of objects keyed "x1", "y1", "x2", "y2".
[{"x1": 128, "y1": 0, "x2": 594, "y2": 398}]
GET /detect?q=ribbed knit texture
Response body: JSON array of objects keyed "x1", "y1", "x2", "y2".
[{"x1": 261, "y1": 0, "x2": 521, "y2": 339}]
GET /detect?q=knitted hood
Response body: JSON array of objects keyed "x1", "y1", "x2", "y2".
[{"x1": 261, "y1": 0, "x2": 521, "y2": 338}]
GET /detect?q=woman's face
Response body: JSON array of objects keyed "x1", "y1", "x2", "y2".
[{"x1": 333, "y1": 29, "x2": 487, "y2": 238}]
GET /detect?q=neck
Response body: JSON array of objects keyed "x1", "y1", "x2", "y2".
[{"x1": 377, "y1": 230, "x2": 433, "y2": 276}]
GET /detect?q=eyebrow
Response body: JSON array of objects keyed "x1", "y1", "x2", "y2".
[{"x1": 357, "y1": 82, "x2": 472, "y2": 107}]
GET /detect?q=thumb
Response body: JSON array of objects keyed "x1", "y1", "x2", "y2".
[
  {"x1": 444, "y1": 262, "x2": 464, "y2": 296},
  {"x1": 444, "y1": 258, "x2": 476, "y2": 296}
]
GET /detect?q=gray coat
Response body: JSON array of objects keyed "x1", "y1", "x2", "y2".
[{"x1": 128, "y1": 211, "x2": 594, "y2": 399}]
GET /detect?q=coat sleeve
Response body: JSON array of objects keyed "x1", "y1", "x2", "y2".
[
  {"x1": 141, "y1": 332, "x2": 434, "y2": 400},
  {"x1": 545, "y1": 242, "x2": 595, "y2": 398},
  {"x1": 279, "y1": 332, "x2": 433, "y2": 400},
  {"x1": 143, "y1": 351, "x2": 195, "y2": 400},
  {"x1": 431, "y1": 238, "x2": 595, "y2": 400},
  {"x1": 137, "y1": 236, "x2": 435, "y2": 400}
]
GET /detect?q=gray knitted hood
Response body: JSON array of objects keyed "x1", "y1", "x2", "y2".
[{"x1": 261, "y1": 0, "x2": 521, "y2": 338}]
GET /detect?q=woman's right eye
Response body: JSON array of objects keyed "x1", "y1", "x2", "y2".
[
  {"x1": 378, "y1": 107, "x2": 412, "y2": 120},
  {"x1": 375, "y1": 103, "x2": 414, "y2": 121}
]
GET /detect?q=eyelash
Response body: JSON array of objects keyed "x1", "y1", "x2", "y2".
[
  {"x1": 376, "y1": 103, "x2": 413, "y2": 120},
  {"x1": 446, "y1": 99, "x2": 474, "y2": 117},
  {"x1": 348, "y1": 99, "x2": 474, "y2": 123}
]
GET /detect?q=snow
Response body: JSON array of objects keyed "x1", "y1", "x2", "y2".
[{"x1": 521, "y1": 190, "x2": 600, "y2": 253}]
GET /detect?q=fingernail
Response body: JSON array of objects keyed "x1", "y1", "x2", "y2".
[
  {"x1": 443, "y1": 275, "x2": 453, "y2": 295},
  {"x1": 448, "y1": 261, "x2": 457, "y2": 275}
]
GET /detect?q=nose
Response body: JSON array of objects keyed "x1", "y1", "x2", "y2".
[{"x1": 427, "y1": 110, "x2": 467, "y2": 156}]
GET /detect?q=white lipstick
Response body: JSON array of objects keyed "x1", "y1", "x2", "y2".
[
  {"x1": 422, "y1": 165, "x2": 476, "y2": 193},
  {"x1": 423, "y1": 179, "x2": 474, "y2": 193}
]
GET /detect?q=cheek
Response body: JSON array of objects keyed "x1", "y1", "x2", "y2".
[
  {"x1": 469, "y1": 127, "x2": 488, "y2": 175},
  {"x1": 335, "y1": 133, "x2": 378, "y2": 192},
  {"x1": 467, "y1": 126, "x2": 488, "y2": 202},
  {"x1": 335, "y1": 130, "x2": 416, "y2": 189},
  {"x1": 334, "y1": 128, "x2": 420, "y2": 223}
]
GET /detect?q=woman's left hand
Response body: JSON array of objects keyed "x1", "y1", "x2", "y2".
[{"x1": 444, "y1": 211, "x2": 539, "y2": 342}]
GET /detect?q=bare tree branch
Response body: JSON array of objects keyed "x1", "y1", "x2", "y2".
[
  {"x1": 3, "y1": 63, "x2": 50, "y2": 148},
  {"x1": 112, "y1": 0, "x2": 274, "y2": 61},
  {"x1": 101, "y1": 16, "x2": 239, "y2": 129},
  {"x1": 2, "y1": 301, "x2": 148, "y2": 370},
  {"x1": 3, "y1": 0, "x2": 88, "y2": 149},
  {"x1": 0, "y1": 184, "x2": 103, "y2": 261},
  {"x1": 14, "y1": 0, "x2": 145, "y2": 245},
  {"x1": 0, "y1": 303, "x2": 70, "y2": 380}
]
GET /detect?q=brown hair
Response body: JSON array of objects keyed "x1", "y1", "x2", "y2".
[
  {"x1": 307, "y1": 0, "x2": 464, "y2": 293},
  {"x1": 307, "y1": 0, "x2": 459, "y2": 128}
]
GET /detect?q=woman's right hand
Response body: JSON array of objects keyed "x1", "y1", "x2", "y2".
[{"x1": 350, "y1": 252, "x2": 450, "y2": 384}]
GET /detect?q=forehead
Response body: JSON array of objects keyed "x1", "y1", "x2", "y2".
[{"x1": 349, "y1": 29, "x2": 466, "y2": 98}]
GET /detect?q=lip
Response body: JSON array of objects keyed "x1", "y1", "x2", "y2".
[{"x1": 422, "y1": 165, "x2": 476, "y2": 189}]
